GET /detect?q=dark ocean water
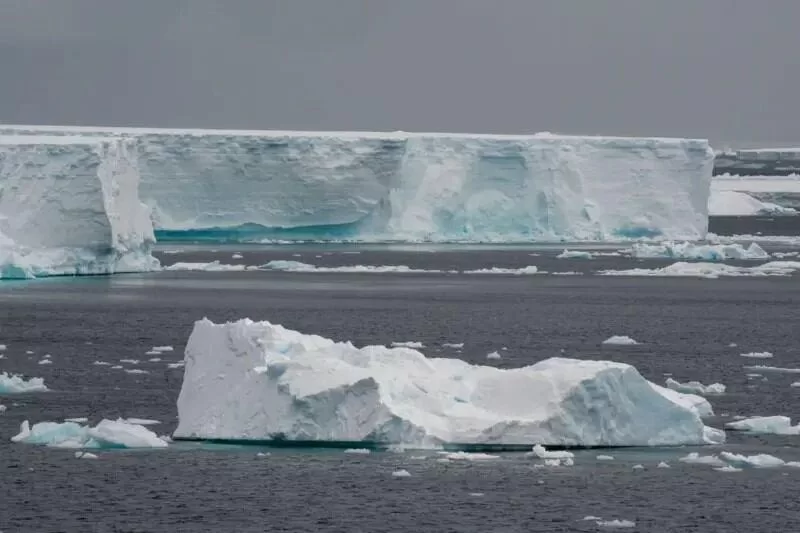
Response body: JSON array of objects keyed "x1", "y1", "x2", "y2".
[{"x1": 2, "y1": 243, "x2": 800, "y2": 532}]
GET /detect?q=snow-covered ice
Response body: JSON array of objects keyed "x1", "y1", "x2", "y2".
[
  {"x1": 441, "y1": 451, "x2": 499, "y2": 461},
  {"x1": 596, "y1": 455, "x2": 615, "y2": 461},
  {"x1": 657, "y1": 461, "x2": 670, "y2": 468},
  {"x1": 0, "y1": 126, "x2": 715, "y2": 242},
  {"x1": 462, "y1": 266, "x2": 538, "y2": 275},
  {"x1": 629, "y1": 241, "x2": 768, "y2": 261},
  {"x1": 442, "y1": 343, "x2": 464, "y2": 349},
  {"x1": 485, "y1": 351, "x2": 502, "y2": 360},
  {"x1": 75, "y1": 451, "x2": 99, "y2": 460},
  {"x1": 743, "y1": 365, "x2": 800, "y2": 374},
  {"x1": 391, "y1": 469, "x2": 411, "y2": 478},
  {"x1": 719, "y1": 452, "x2": 786, "y2": 469},
  {"x1": 665, "y1": 378, "x2": 726, "y2": 396},
  {"x1": 556, "y1": 250, "x2": 593, "y2": 259},
  {"x1": 527, "y1": 445, "x2": 574, "y2": 459},
  {"x1": 164, "y1": 261, "x2": 247, "y2": 272},
  {"x1": 0, "y1": 135, "x2": 159, "y2": 279},
  {"x1": 391, "y1": 341, "x2": 425, "y2": 349},
  {"x1": 602, "y1": 335, "x2": 639, "y2": 346},
  {"x1": 601, "y1": 261, "x2": 800, "y2": 279},
  {"x1": 12, "y1": 419, "x2": 169, "y2": 449},
  {"x1": 343, "y1": 448, "x2": 371, "y2": 455},
  {"x1": 0, "y1": 372, "x2": 48, "y2": 393},
  {"x1": 151, "y1": 346, "x2": 174, "y2": 352},
  {"x1": 173, "y1": 318, "x2": 724, "y2": 447},
  {"x1": 596, "y1": 519, "x2": 636, "y2": 528},
  {"x1": 708, "y1": 190, "x2": 797, "y2": 216},
  {"x1": 261, "y1": 260, "x2": 444, "y2": 274},
  {"x1": 725, "y1": 416, "x2": 800, "y2": 435},
  {"x1": 679, "y1": 452, "x2": 728, "y2": 468}
]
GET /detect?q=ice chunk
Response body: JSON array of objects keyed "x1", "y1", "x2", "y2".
[
  {"x1": 709, "y1": 190, "x2": 797, "y2": 216},
  {"x1": 725, "y1": 416, "x2": 800, "y2": 435},
  {"x1": 791, "y1": 382, "x2": 800, "y2": 388},
  {"x1": 75, "y1": 451, "x2": 99, "y2": 459},
  {"x1": 679, "y1": 452, "x2": 728, "y2": 468},
  {"x1": 124, "y1": 369, "x2": 149, "y2": 375},
  {"x1": 391, "y1": 469, "x2": 411, "y2": 478},
  {"x1": 629, "y1": 241, "x2": 768, "y2": 261},
  {"x1": 462, "y1": 266, "x2": 538, "y2": 275},
  {"x1": 665, "y1": 378, "x2": 726, "y2": 396},
  {"x1": 12, "y1": 419, "x2": 168, "y2": 449},
  {"x1": 261, "y1": 260, "x2": 444, "y2": 274},
  {"x1": 92, "y1": 361, "x2": 111, "y2": 366},
  {"x1": 148, "y1": 357, "x2": 162, "y2": 362},
  {"x1": 485, "y1": 351, "x2": 502, "y2": 360},
  {"x1": 0, "y1": 372, "x2": 48, "y2": 393},
  {"x1": 596, "y1": 519, "x2": 635, "y2": 528},
  {"x1": 123, "y1": 418, "x2": 160, "y2": 426},
  {"x1": 527, "y1": 444, "x2": 574, "y2": 459},
  {"x1": 442, "y1": 343, "x2": 464, "y2": 349},
  {"x1": 442, "y1": 451, "x2": 499, "y2": 461},
  {"x1": 596, "y1": 455, "x2": 615, "y2": 461},
  {"x1": 232, "y1": 254, "x2": 243, "y2": 259},
  {"x1": 38, "y1": 359, "x2": 53, "y2": 365},
  {"x1": 164, "y1": 261, "x2": 247, "y2": 272},
  {"x1": 602, "y1": 335, "x2": 639, "y2": 346},
  {"x1": 120, "y1": 359, "x2": 139, "y2": 365},
  {"x1": 0, "y1": 404, "x2": 7, "y2": 413},
  {"x1": 0, "y1": 126, "x2": 715, "y2": 242},
  {"x1": 0, "y1": 135, "x2": 158, "y2": 279},
  {"x1": 64, "y1": 417, "x2": 89, "y2": 423},
  {"x1": 719, "y1": 452, "x2": 785, "y2": 469},
  {"x1": 0, "y1": 344, "x2": 6, "y2": 351},
  {"x1": 556, "y1": 250, "x2": 593, "y2": 259},
  {"x1": 151, "y1": 346, "x2": 174, "y2": 352},
  {"x1": 343, "y1": 448, "x2": 371, "y2": 455},
  {"x1": 391, "y1": 341, "x2": 425, "y2": 349},
  {"x1": 740, "y1": 352, "x2": 774, "y2": 359},
  {"x1": 174, "y1": 318, "x2": 723, "y2": 447},
  {"x1": 743, "y1": 365, "x2": 800, "y2": 374},
  {"x1": 714, "y1": 465, "x2": 742, "y2": 472},
  {"x1": 657, "y1": 461, "x2": 670, "y2": 468},
  {"x1": 632, "y1": 464, "x2": 645, "y2": 470}
]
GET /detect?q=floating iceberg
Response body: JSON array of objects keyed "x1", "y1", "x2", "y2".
[
  {"x1": 725, "y1": 416, "x2": 800, "y2": 435},
  {"x1": 0, "y1": 372, "x2": 48, "y2": 393},
  {"x1": 11, "y1": 419, "x2": 168, "y2": 449},
  {"x1": 629, "y1": 241, "x2": 768, "y2": 261},
  {"x1": 708, "y1": 190, "x2": 797, "y2": 216},
  {"x1": 601, "y1": 261, "x2": 800, "y2": 279},
  {"x1": 0, "y1": 126, "x2": 714, "y2": 242},
  {"x1": 665, "y1": 378, "x2": 726, "y2": 397},
  {"x1": 602, "y1": 335, "x2": 639, "y2": 346},
  {"x1": 0, "y1": 135, "x2": 159, "y2": 279},
  {"x1": 173, "y1": 318, "x2": 724, "y2": 448}
]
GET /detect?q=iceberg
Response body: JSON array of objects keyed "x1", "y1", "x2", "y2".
[
  {"x1": 725, "y1": 416, "x2": 800, "y2": 435},
  {"x1": 173, "y1": 318, "x2": 724, "y2": 448},
  {"x1": 628, "y1": 241, "x2": 768, "y2": 261},
  {"x1": 709, "y1": 190, "x2": 797, "y2": 216},
  {"x1": 0, "y1": 135, "x2": 159, "y2": 278},
  {"x1": 11, "y1": 418, "x2": 168, "y2": 449},
  {"x1": 665, "y1": 378, "x2": 726, "y2": 397},
  {"x1": 0, "y1": 126, "x2": 714, "y2": 242}
]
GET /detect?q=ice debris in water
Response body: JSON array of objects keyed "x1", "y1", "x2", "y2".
[
  {"x1": 740, "y1": 351, "x2": 774, "y2": 359},
  {"x1": 167, "y1": 362, "x2": 185, "y2": 369},
  {"x1": 556, "y1": 249, "x2": 593, "y2": 259},
  {"x1": 65, "y1": 417, "x2": 88, "y2": 423},
  {"x1": 391, "y1": 341, "x2": 425, "y2": 349},
  {"x1": 0, "y1": 372, "x2": 48, "y2": 393},
  {"x1": 632, "y1": 464, "x2": 645, "y2": 470},
  {"x1": 120, "y1": 359, "x2": 139, "y2": 365},
  {"x1": 462, "y1": 266, "x2": 539, "y2": 275},
  {"x1": 629, "y1": 241, "x2": 768, "y2": 261},
  {"x1": 657, "y1": 461, "x2": 670, "y2": 468},
  {"x1": 527, "y1": 444, "x2": 574, "y2": 460},
  {"x1": 124, "y1": 418, "x2": 160, "y2": 426},
  {"x1": 93, "y1": 361, "x2": 111, "y2": 366},
  {"x1": 0, "y1": 404, "x2": 7, "y2": 413},
  {"x1": 715, "y1": 465, "x2": 742, "y2": 473},
  {"x1": 148, "y1": 357, "x2": 161, "y2": 362},
  {"x1": 151, "y1": 346, "x2": 174, "y2": 352},
  {"x1": 596, "y1": 519, "x2": 636, "y2": 528},
  {"x1": 679, "y1": 453, "x2": 728, "y2": 468},
  {"x1": 602, "y1": 335, "x2": 639, "y2": 346},
  {"x1": 442, "y1": 451, "x2": 499, "y2": 461},
  {"x1": 791, "y1": 382, "x2": 800, "y2": 388},
  {"x1": 665, "y1": 378, "x2": 726, "y2": 396},
  {"x1": 442, "y1": 343, "x2": 464, "y2": 349},
  {"x1": 37, "y1": 359, "x2": 53, "y2": 365},
  {"x1": 485, "y1": 351, "x2": 502, "y2": 360},
  {"x1": 75, "y1": 451, "x2": 98, "y2": 460},
  {"x1": 600, "y1": 261, "x2": 800, "y2": 279},
  {"x1": 391, "y1": 469, "x2": 411, "y2": 478},
  {"x1": 582, "y1": 516, "x2": 603, "y2": 521},
  {"x1": 343, "y1": 448, "x2": 371, "y2": 455},
  {"x1": 12, "y1": 419, "x2": 169, "y2": 449},
  {"x1": 725, "y1": 416, "x2": 800, "y2": 435},
  {"x1": 125, "y1": 369, "x2": 149, "y2": 375},
  {"x1": 0, "y1": 344, "x2": 6, "y2": 351},
  {"x1": 596, "y1": 455, "x2": 615, "y2": 461},
  {"x1": 719, "y1": 452, "x2": 786, "y2": 469},
  {"x1": 232, "y1": 254, "x2": 243, "y2": 259}
]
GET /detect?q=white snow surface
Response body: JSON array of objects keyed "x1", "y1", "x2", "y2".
[
  {"x1": 601, "y1": 261, "x2": 800, "y2": 279},
  {"x1": 0, "y1": 126, "x2": 714, "y2": 242},
  {"x1": 708, "y1": 190, "x2": 797, "y2": 216},
  {"x1": 665, "y1": 378, "x2": 726, "y2": 397},
  {"x1": 0, "y1": 135, "x2": 159, "y2": 279},
  {"x1": 0, "y1": 372, "x2": 48, "y2": 393},
  {"x1": 602, "y1": 335, "x2": 639, "y2": 346},
  {"x1": 173, "y1": 318, "x2": 723, "y2": 447},
  {"x1": 725, "y1": 416, "x2": 800, "y2": 435},
  {"x1": 11, "y1": 419, "x2": 169, "y2": 448},
  {"x1": 629, "y1": 241, "x2": 768, "y2": 261}
]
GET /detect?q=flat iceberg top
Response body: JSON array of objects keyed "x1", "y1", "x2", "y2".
[
  {"x1": 174, "y1": 318, "x2": 723, "y2": 448},
  {"x1": 0, "y1": 124, "x2": 709, "y2": 144}
]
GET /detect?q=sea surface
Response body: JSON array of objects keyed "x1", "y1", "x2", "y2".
[{"x1": 2, "y1": 230, "x2": 800, "y2": 532}]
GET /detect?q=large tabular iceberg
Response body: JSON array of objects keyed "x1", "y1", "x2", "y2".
[
  {"x1": 0, "y1": 135, "x2": 159, "y2": 278},
  {"x1": 174, "y1": 318, "x2": 724, "y2": 448},
  {"x1": 0, "y1": 125, "x2": 714, "y2": 242}
]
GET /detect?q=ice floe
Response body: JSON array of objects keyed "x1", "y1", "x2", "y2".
[
  {"x1": 12, "y1": 419, "x2": 169, "y2": 449},
  {"x1": 462, "y1": 266, "x2": 539, "y2": 275},
  {"x1": 665, "y1": 378, "x2": 726, "y2": 396},
  {"x1": 725, "y1": 416, "x2": 800, "y2": 435},
  {"x1": 556, "y1": 250, "x2": 593, "y2": 259},
  {"x1": 262, "y1": 260, "x2": 444, "y2": 274},
  {"x1": 601, "y1": 261, "x2": 800, "y2": 279},
  {"x1": 164, "y1": 261, "x2": 248, "y2": 272},
  {"x1": 602, "y1": 335, "x2": 639, "y2": 346},
  {"x1": 740, "y1": 352, "x2": 774, "y2": 359},
  {"x1": 629, "y1": 241, "x2": 768, "y2": 261},
  {"x1": 391, "y1": 469, "x2": 411, "y2": 478},
  {"x1": 343, "y1": 448, "x2": 371, "y2": 455},
  {"x1": 0, "y1": 372, "x2": 48, "y2": 393},
  {"x1": 391, "y1": 341, "x2": 425, "y2": 349},
  {"x1": 743, "y1": 365, "x2": 800, "y2": 374},
  {"x1": 596, "y1": 519, "x2": 636, "y2": 528}
]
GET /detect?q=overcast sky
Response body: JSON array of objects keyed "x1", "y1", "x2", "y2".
[{"x1": 0, "y1": 0, "x2": 798, "y2": 145}]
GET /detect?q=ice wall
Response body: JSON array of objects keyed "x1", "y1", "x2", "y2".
[
  {"x1": 0, "y1": 135, "x2": 158, "y2": 278},
  {"x1": 0, "y1": 125, "x2": 714, "y2": 242}
]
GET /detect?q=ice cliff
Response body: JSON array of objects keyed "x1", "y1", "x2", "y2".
[
  {"x1": 0, "y1": 126, "x2": 714, "y2": 242},
  {"x1": 0, "y1": 135, "x2": 158, "y2": 278},
  {"x1": 173, "y1": 318, "x2": 724, "y2": 448}
]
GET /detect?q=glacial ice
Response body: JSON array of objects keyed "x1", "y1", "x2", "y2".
[
  {"x1": 601, "y1": 261, "x2": 800, "y2": 279},
  {"x1": 11, "y1": 419, "x2": 168, "y2": 449},
  {"x1": 725, "y1": 416, "x2": 800, "y2": 435},
  {"x1": 629, "y1": 241, "x2": 768, "y2": 261},
  {"x1": 0, "y1": 135, "x2": 159, "y2": 278},
  {"x1": 0, "y1": 126, "x2": 714, "y2": 242},
  {"x1": 708, "y1": 190, "x2": 797, "y2": 216},
  {"x1": 0, "y1": 372, "x2": 48, "y2": 393},
  {"x1": 173, "y1": 318, "x2": 723, "y2": 448},
  {"x1": 665, "y1": 378, "x2": 726, "y2": 397},
  {"x1": 602, "y1": 335, "x2": 639, "y2": 346}
]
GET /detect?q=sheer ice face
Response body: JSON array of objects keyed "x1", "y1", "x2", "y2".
[
  {"x1": 0, "y1": 126, "x2": 714, "y2": 242},
  {"x1": 173, "y1": 318, "x2": 724, "y2": 447},
  {"x1": 0, "y1": 135, "x2": 159, "y2": 278}
]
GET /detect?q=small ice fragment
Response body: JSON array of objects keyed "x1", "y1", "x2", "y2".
[
  {"x1": 725, "y1": 416, "x2": 800, "y2": 435},
  {"x1": 167, "y1": 362, "x2": 185, "y2": 369},
  {"x1": 232, "y1": 254, "x2": 243, "y2": 259},
  {"x1": 111, "y1": 365, "x2": 123, "y2": 369},
  {"x1": 124, "y1": 418, "x2": 160, "y2": 425},
  {"x1": 486, "y1": 351, "x2": 502, "y2": 360},
  {"x1": 443, "y1": 451, "x2": 499, "y2": 461},
  {"x1": 442, "y1": 343, "x2": 464, "y2": 349},
  {"x1": 75, "y1": 451, "x2": 99, "y2": 459},
  {"x1": 632, "y1": 464, "x2": 645, "y2": 470},
  {"x1": 719, "y1": 451, "x2": 785, "y2": 468},
  {"x1": 527, "y1": 444, "x2": 574, "y2": 460},
  {"x1": 25, "y1": 350, "x2": 34, "y2": 354},
  {"x1": 93, "y1": 361, "x2": 111, "y2": 366},
  {"x1": 596, "y1": 455, "x2": 615, "y2": 461},
  {"x1": 120, "y1": 359, "x2": 139, "y2": 365},
  {"x1": 148, "y1": 357, "x2": 162, "y2": 362},
  {"x1": 728, "y1": 342, "x2": 738, "y2": 347},
  {"x1": 0, "y1": 404, "x2": 6, "y2": 413},
  {"x1": 391, "y1": 341, "x2": 425, "y2": 349},
  {"x1": 145, "y1": 351, "x2": 160, "y2": 356},
  {"x1": 391, "y1": 469, "x2": 411, "y2": 478},
  {"x1": 44, "y1": 354, "x2": 51, "y2": 359},
  {"x1": 255, "y1": 452, "x2": 270, "y2": 457},
  {"x1": 714, "y1": 465, "x2": 742, "y2": 472},
  {"x1": 596, "y1": 519, "x2": 636, "y2": 528},
  {"x1": 152, "y1": 346, "x2": 174, "y2": 352},
  {"x1": 343, "y1": 448, "x2": 371, "y2": 454},
  {"x1": 602, "y1": 335, "x2": 639, "y2": 345},
  {"x1": 582, "y1": 516, "x2": 603, "y2": 521},
  {"x1": 556, "y1": 249, "x2": 593, "y2": 259},
  {"x1": 124, "y1": 369, "x2": 149, "y2": 375},
  {"x1": 679, "y1": 452, "x2": 727, "y2": 468},
  {"x1": 657, "y1": 461, "x2": 670, "y2": 468},
  {"x1": 65, "y1": 417, "x2": 88, "y2": 423},
  {"x1": 0, "y1": 344, "x2": 6, "y2": 351},
  {"x1": 740, "y1": 352, "x2": 773, "y2": 359},
  {"x1": 37, "y1": 359, "x2": 53, "y2": 365},
  {"x1": 791, "y1": 382, "x2": 800, "y2": 388},
  {"x1": 469, "y1": 492, "x2": 484, "y2": 497},
  {"x1": 0, "y1": 372, "x2": 48, "y2": 393}
]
